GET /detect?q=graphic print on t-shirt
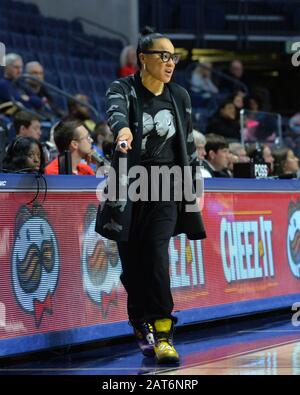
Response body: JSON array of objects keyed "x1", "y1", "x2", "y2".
[{"x1": 141, "y1": 109, "x2": 176, "y2": 158}]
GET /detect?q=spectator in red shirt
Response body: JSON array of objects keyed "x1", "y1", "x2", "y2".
[
  {"x1": 118, "y1": 45, "x2": 138, "y2": 77},
  {"x1": 45, "y1": 120, "x2": 95, "y2": 175}
]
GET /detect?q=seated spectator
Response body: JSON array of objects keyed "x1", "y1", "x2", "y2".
[
  {"x1": 118, "y1": 45, "x2": 138, "y2": 77},
  {"x1": 13, "y1": 110, "x2": 52, "y2": 164},
  {"x1": 219, "y1": 60, "x2": 248, "y2": 95},
  {"x1": 202, "y1": 133, "x2": 231, "y2": 177},
  {"x1": 193, "y1": 129, "x2": 206, "y2": 161},
  {"x1": 25, "y1": 61, "x2": 64, "y2": 118},
  {"x1": 193, "y1": 129, "x2": 211, "y2": 178},
  {"x1": 190, "y1": 62, "x2": 219, "y2": 98},
  {"x1": 231, "y1": 90, "x2": 245, "y2": 120},
  {"x1": 227, "y1": 152, "x2": 239, "y2": 177},
  {"x1": 0, "y1": 118, "x2": 9, "y2": 168},
  {"x1": 14, "y1": 110, "x2": 41, "y2": 140},
  {"x1": 64, "y1": 94, "x2": 96, "y2": 133},
  {"x1": 286, "y1": 110, "x2": 300, "y2": 159},
  {"x1": 246, "y1": 143, "x2": 275, "y2": 174},
  {"x1": 2, "y1": 136, "x2": 45, "y2": 173},
  {"x1": 206, "y1": 99, "x2": 241, "y2": 141},
  {"x1": 273, "y1": 147, "x2": 299, "y2": 178},
  {"x1": 245, "y1": 95, "x2": 262, "y2": 113},
  {"x1": 0, "y1": 53, "x2": 43, "y2": 112},
  {"x1": 92, "y1": 121, "x2": 112, "y2": 158},
  {"x1": 45, "y1": 120, "x2": 95, "y2": 176},
  {"x1": 229, "y1": 142, "x2": 250, "y2": 163},
  {"x1": 90, "y1": 121, "x2": 113, "y2": 171}
]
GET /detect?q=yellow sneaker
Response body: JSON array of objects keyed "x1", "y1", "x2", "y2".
[{"x1": 153, "y1": 318, "x2": 179, "y2": 364}]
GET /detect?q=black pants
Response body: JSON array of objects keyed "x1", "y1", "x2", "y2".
[{"x1": 117, "y1": 199, "x2": 178, "y2": 323}]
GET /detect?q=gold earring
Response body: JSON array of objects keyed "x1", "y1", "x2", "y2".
[{"x1": 143, "y1": 63, "x2": 146, "y2": 71}]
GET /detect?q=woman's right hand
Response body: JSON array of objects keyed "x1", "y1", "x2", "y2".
[{"x1": 116, "y1": 127, "x2": 133, "y2": 153}]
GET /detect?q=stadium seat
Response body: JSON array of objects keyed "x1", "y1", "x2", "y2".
[
  {"x1": 37, "y1": 53, "x2": 56, "y2": 72},
  {"x1": 45, "y1": 72, "x2": 61, "y2": 89},
  {"x1": 40, "y1": 37, "x2": 57, "y2": 53},
  {"x1": 26, "y1": 35, "x2": 40, "y2": 52},
  {"x1": 0, "y1": 30, "x2": 13, "y2": 48},
  {"x1": 84, "y1": 59, "x2": 99, "y2": 77},
  {"x1": 11, "y1": 32, "x2": 28, "y2": 50},
  {"x1": 54, "y1": 56, "x2": 72, "y2": 73},
  {"x1": 70, "y1": 56, "x2": 86, "y2": 75},
  {"x1": 76, "y1": 76, "x2": 93, "y2": 95},
  {"x1": 59, "y1": 73, "x2": 78, "y2": 94}
]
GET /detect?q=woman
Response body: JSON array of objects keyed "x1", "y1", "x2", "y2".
[
  {"x1": 206, "y1": 99, "x2": 241, "y2": 141},
  {"x1": 2, "y1": 136, "x2": 45, "y2": 173},
  {"x1": 96, "y1": 28, "x2": 206, "y2": 364},
  {"x1": 273, "y1": 148, "x2": 299, "y2": 178}
]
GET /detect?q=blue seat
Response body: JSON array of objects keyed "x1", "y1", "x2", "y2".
[
  {"x1": 28, "y1": 15, "x2": 43, "y2": 35},
  {"x1": 50, "y1": 93, "x2": 67, "y2": 112},
  {"x1": 37, "y1": 53, "x2": 56, "y2": 72},
  {"x1": 76, "y1": 76, "x2": 93, "y2": 95},
  {"x1": 70, "y1": 56, "x2": 86, "y2": 75},
  {"x1": 11, "y1": 32, "x2": 29, "y2": 51},
  {"x1": 0, "y1": 17, "x2": 8, "y2": 31},
  {"x1": 92, "y1": 94, "x2": 106, "y2": 117},
  {"x1": 84, "y1": 59, "x2": 99, "y2": 77},
  {"x1": 18, "y1": 50, "x2": 34, "y2": 63},
  {"x1": 97, "y1": 61, "x2": 118, "y2": 82},
  {"x1": 45, "y1": 72, "x2": 60, "y2": 88},
  {"x1": 0, "y1": 30, "x2": 13, "y2": 48},
  {"x1": 59, "y1": 73, "x2": 78, "y2": 94},
  {"x1": 54, "y1": 56, "x2": 72, "y2": 73},
  {"x1": 40, "y1": 37, "x2": 57, "y2": 53},
  {"x1": 26, "y1": 35, "x2": 40, "y2": 52},
  {"x1": 91, "y1": 77, "x2": 106, "y2": 96},
  {"x1": 55, "y1": 39, "x2": 69, "y2": 53}
]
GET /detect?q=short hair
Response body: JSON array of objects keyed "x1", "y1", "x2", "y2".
[
  {"x1": 218, "y1": 99, "x2": 235, "y2": 111},
  {"x1": 53, "y1": 120, "x2": 83, "y2": 153},
  {"x1": 229, "y1": 142, "x2": 244, "y2": 156},
  {"x1": 67, "y1": 94, "x2": 88, "y2": 111},
  {"x1": 25, "y1": 61, "x2": 43, "y2": 73},
  {"x1": 193, "y1": 130, "x2": 206, "y2": 147},
  {"x1": 2, "y1": 136, "x2": 45, "y2": 173},
  {"x1": 120, "y1": 45, "x2": 136, "y2": 67},
  {"x1": 205, "y1": 133, "x2": 229, "y2": 157},
  {"x1": 14, "y1": 111, "x2": 41, "y2": 134},
  {"x1": 4, "y1": 53, "x2": 22, "y2": 67}
]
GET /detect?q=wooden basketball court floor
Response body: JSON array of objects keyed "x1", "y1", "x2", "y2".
[{"x1": 1, "y1": 311, "x2": 300, "y2": 375}]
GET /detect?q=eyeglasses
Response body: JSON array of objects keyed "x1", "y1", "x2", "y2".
[
  {"x1": 74, "y1": 134, "x2": 93, "y2": 142},
  {"x1": 143, "y1": 50, "x2": 180, "y2": 64}
]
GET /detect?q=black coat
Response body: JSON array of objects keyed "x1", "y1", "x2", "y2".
[{"x1": 95, "y1": 73, "x2": 206, "y2": 242}]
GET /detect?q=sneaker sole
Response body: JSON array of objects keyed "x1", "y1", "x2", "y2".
[
  {"x1": 156, "y1": 355, "x2": 180, "y2": 364},
  {"x1": 142, "y1": 348, "x2": 155, "y2": 357}
]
